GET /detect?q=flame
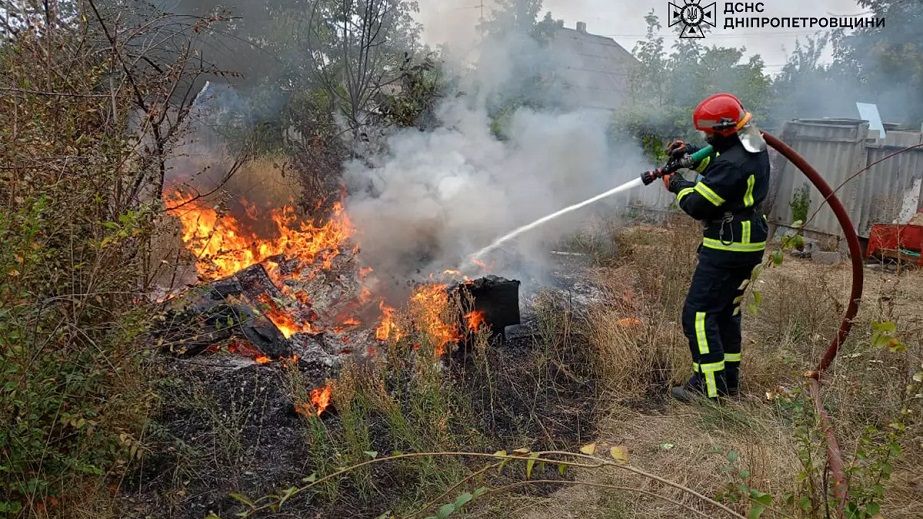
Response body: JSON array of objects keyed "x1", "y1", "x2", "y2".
[
  {"x1": 334, "y1": 316, "x2": 361, "y2": 333},
  {"x1": 310, "y1": 384, "x2": 333, "y2": 416},
  {"x1": 465, "y1": 310, "x2": 486, "y2": 332},
  {"x1": 375, "y1": 302, "x2": 403, "y2": 342},
  {"x1": 257, "y1": 293, "x2": 313, "y2": 338},
  {"x1": 294, "y1": 383, "x2": 333, "y2": 418},
  {"x1": 410, "y1": 284, "x2": 460, "y2": 355},
  {"x1": 376, "y1": 285, "x2": 461, "y2": 354},
  {"x1": 165, "y1": 190, "x2": 354, "y2": 282},
  {"x1": 226, "y1": 339, "x2": 271, "y2": 363},
  {"x1": 342, "y1": 316, "x2": 361, "y2": 327}
]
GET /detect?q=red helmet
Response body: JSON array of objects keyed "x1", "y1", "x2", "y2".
[{"x1": 693, "y1": 93, "x2": 752, "y2": 137}]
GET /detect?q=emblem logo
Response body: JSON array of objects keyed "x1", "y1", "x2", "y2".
[{"x1": 669, "y1": 0, "x2": 717, "y2": 38}]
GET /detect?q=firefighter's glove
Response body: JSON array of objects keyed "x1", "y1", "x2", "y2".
[
  {"x1": 666, "y1": 139, "x2": 687, "y2": 159},
  {"x1": 666, "y1": 174, "x2": 692, "y2": 194}
]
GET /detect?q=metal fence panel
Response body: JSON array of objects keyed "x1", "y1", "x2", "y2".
[
  {"x1": 858, "y1": 132, "x2": 923, "y2": 235},
  {"x1": 767, "y1": 119, "x2": 923, "y2": 239}
]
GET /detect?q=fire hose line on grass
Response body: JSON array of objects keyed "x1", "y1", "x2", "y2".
[{"x1": 763, "y1": 132, "x2": 865, "y2": 514}]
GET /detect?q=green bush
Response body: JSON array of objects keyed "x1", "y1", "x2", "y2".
[{"x1": 0, "y1": 17, "x2": 174, "y2": 515}]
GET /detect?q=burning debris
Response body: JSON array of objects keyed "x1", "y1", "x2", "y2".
[
  {"x1": 294, "y1": 382, "x2": 334, "y2": 417},
  {"x1": 408, "y1": 284, "x2": 462, "y2": 355},
  {"x1": 155, "y1": 184, "x2": 524, "y2": 416},
  {"x1": 153, "y1": 263, "x2": 293, "y2": 359},
  {"x1": 164, "y1": 190, "x2": 355, "y2": 282},
  {"x1": 375, "y1": 302, "x2": 403, "y2": 342}
]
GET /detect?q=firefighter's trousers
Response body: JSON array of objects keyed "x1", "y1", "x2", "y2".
[{"x1": 681, "y1": 256, "x2": 760, "y2": 398}]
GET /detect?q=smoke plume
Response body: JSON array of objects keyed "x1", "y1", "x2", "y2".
[{"x1": 344, "y1": 29, "x2": 650, "y2": 296}]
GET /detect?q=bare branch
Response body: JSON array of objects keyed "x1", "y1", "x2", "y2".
[{"x1": 0, "y1": 86, "x2": 110, "y2": 97}]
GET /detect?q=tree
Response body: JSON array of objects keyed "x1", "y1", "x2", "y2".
[
  {"x1": 630, "y1": 11, "x2": 668, "y2": 108},
  {"x1": 620, "y1": 11, "x2": 770, "y2": 150},
  {"x1": 0, "y1": 3, "x2": 233, "y2": 513},
  {"x1": 478, "y1": 0, "x2": 546, "y2": 39},
  {"x1": 834, "y1": 0, "x2": 923, "y2": 125},
  {"x1": 771, "y1": 1, "x2": 923, "y2": 127},
  {"x1": 473, "y1": 0, "x2": 562, "y2": 127},
  {"x1": 305, "y1": 0, "x2": 422, "y2": 140},
  {"x1": 768, "y1": 35, "x2": 845, "y2": 126}
]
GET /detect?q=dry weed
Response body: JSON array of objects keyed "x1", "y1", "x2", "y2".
[{"x1": 523, "y1": 224, "x2": 923, "y2": 518}]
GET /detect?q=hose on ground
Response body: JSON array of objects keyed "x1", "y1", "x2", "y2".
[{"x1": 763, "y1": 132, "x2": 865, "y2": 515}]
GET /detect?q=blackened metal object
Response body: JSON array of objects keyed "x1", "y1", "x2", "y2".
[{"x1": 452, "y1": 275, "x2": 521, "y2": 339}]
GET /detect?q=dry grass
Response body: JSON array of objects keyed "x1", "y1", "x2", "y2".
[
  {"x1": 505, "y1": 223, "x2": 923, "y2": 518},
  {"x1": 587, "y1": 220, "x2": 703, "y2": 399},
  {"x1": 514, "y1": 402, "x2": 801, "y2": 519}
]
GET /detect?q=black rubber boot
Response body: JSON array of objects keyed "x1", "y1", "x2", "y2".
[
  {"x1": 724, "y1": 365, "x2": 740, "y2": 398},
  {"x1": 670, "y1": 373, "x2": 725, "y2": 403}
]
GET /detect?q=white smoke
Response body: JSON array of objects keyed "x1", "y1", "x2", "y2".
[{"x1": 344, "y1": 29, "x2": 650, "y2": 295}]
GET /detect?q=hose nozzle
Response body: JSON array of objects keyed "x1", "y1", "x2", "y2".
[
  {"x1": 641, "y1": 168, "x2": 663, "y2": 186},
  {"x1": 640, "y1": 145, "x2": 714, "y2": 186}
]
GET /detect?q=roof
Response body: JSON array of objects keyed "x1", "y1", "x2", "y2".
[{"x1": 547, "y1": 22, "x2": 640, "y2": 111}]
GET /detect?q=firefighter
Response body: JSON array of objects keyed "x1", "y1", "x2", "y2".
[{"x1": 662, "y1": 93, "x2": 770, "y2": 402}]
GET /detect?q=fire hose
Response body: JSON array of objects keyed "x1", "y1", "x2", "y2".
[
  {"x1": 764, "y1": 132, "x2": 864, "y2": 513},
  {"x1": 643, "y1": 133, "x2": 864, "y2": 513}
]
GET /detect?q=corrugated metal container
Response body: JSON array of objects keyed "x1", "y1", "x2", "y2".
[
  {"x1": 767, "y1": 119, "x2": 869, "y2": 238},
  {"x1": 767, "y1": 119, "x2": 923, "y2": 240}
]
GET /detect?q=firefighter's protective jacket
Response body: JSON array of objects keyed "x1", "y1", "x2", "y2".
[{"x1": 669, "y1": 139, "x2": 771, "y2": 266}]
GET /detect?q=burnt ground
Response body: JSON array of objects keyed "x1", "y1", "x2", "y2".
[
  {"x1": 119, "y1": 357, "x2": 322, "y2": 518},
  {"x1": 121, "y1": 254, "x2": 607, "y2": 519}
]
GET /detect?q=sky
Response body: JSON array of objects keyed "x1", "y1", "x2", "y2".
[{"x1": 416, "y1": 0, "x2": 869, "y2": 73}]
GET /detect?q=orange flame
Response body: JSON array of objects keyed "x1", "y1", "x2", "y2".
[
  {"x1": 257, "y1": 293, "x2": 313, "y2": 338},
  {"x1": 334, "y1": 316, "x2": 361, "y2": 333},
  {"x1": 227, "y1": 339, "x2": 267, "y2": 361},
  {"x1": 310, "y1": 384, "x2": 333, "y2": 416},
  {"x1": 465, "y1": 310, "x2": 486, "y2": 332},
  {"x1": 225, "y1": 341, "x2": 272, "y2": 365},
  {"x1": 410, "y1": 284, "x2": 460, "y2": 355},
  {"x1": 342, "y1": 316, "x2": 361, "y2": 327},
  {"x1": 165, "y1": 190, "x2": 354, "y2": 282},
  {"x1": 375, "y1": 302, "x2": 403, "y2": 342}
]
